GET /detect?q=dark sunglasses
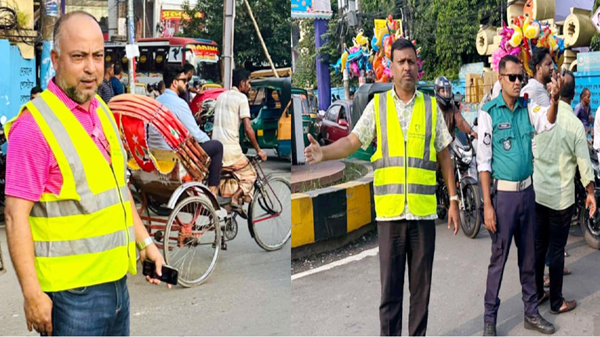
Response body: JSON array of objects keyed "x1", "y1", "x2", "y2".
[
  {"x1": 500, "y1": 73, "x2": 523, "y2": 83},
  {"x1": 176, "y1": 77, "x2": 188, "y2": 83}
]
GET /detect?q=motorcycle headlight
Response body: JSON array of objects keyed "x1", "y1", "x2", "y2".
[{"x1": 457, "y1": 146, "x2": 473, "y2": 165}]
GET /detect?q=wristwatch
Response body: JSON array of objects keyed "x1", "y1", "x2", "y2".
[
  {"x1": 449, "y1": 195, "x2": 460, "y2": 203},
  {"x1": 136, "y1": 237, "x2": 154, "y2": 251}
]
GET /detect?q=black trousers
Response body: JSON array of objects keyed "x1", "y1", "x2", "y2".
[
  {"x1": 535, "y1": 203, "x2": 574, "y2": 312},
  {"x1": 378, "y1": 220, "x2": 435, "y2": 336},
  {"x1": 484, "y1": 185, "x2": 538, "y2": 324},
  {"x1": 200, "y1": 140, "x2": 223, "y2": 187}
]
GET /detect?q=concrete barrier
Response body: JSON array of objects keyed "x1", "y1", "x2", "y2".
[{"x1": 291, "y1": 171, "x2": 375, "y2": 250}]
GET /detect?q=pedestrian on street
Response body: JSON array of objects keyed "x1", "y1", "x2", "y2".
[
  {"x1": 110, "y1": 63, "x2": 125, "y2": 96},
  {"x1": 4, "y1": 11, "x2": 168, "y2": 337},
  {"x1": 573, "y1": 88, "x2": 594, "y2": 135},
  {"x1": 304, "y1": 38, "x2": 460, "y2": 336},
  {"x1": 477, "y1": 55, "x2": 560, "y2": 336},
  {"x1": 521, "y1": 48, "x2": 553, "y2": 109},
  {"x1": 213, "y1": 69, "x2": 267, "y2": 218},
  {"x1": 532, "y1": 70, "x2": 595, "y2": 316},
  {"x1": 98, "y1": 61, "x2": 115, "y2": 103},
  {"x1": 522, "y1": 47, "x2": 573, "y2": 280}
]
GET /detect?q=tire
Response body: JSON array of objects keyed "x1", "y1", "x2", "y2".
[
  {"x1": 249, "y1": 176, "x2": 291, "y2": 251},
  {"x1": 580, "y1": 206, "x2": 600, "y2": 250},
  {"x1": 460, "y1": 184, "x2": 482, "y2": 238},
  {"x1": 164, "y1": 196, "x2": 221, "y2": 287}
]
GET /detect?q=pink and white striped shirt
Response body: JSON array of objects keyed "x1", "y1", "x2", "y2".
[{"x1": 6, "y1": 78, "x2": 111, "y2": 202}]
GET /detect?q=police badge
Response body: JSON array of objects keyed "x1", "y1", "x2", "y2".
[{"x1": 503, "y1": 139, "x2": 512, "y2": 151}]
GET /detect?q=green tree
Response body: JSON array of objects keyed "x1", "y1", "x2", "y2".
[
  {"x1": 291, "y1": 19, "x2": 317, "y2": 88},
  {"x1": 180, "y1": 0, "x2": 291, "y2": 69}
]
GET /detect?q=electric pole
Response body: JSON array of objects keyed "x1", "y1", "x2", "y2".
[{"x1": 222, "y1": 0, "x2": 235, "y2": 89}]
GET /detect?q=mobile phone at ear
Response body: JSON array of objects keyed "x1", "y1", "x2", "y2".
[{"x1": 142, "y1": 259, "x2": 179, "y2": 285}]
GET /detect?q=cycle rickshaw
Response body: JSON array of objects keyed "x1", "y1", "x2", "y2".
[{"x1": 108, "y1": 94, "x2": 291, "y2": 287}]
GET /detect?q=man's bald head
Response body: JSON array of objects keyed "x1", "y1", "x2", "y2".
[
  {"x1": 53, "y1": 11, "x2": 100, "y2": 55},
  {"x1": 50, "y1": 11, "x2": 105, "y2": 105}
]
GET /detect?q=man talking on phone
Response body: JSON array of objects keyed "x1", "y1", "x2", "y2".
[
  {"x1": 477, "y1": 55, "x2": 560, "y2": 336},
  {"x1": 4, "y1": 12, "x2": 169, "y2": 336}
]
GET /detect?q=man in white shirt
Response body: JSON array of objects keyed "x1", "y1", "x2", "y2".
[
  {"x1": 213, "y1": 69, "x2": 267, "y2": 217},
  {"x1": 521, "y1": 48, "x2": 553, "y2": 108}
]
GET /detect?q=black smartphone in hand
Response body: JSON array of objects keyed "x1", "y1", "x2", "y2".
[{"x1": 142, "y1": 259, "x2": 179, "y2": 285}]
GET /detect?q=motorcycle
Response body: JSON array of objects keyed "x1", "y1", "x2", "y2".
[
  {"x1": 190, "y1": 88, "x2": 228, "y2": 139},
  {"x1": 574, "y1": 141, "x2": 600, "y2": 249},
  {"x1": 437, "y1": 128, "x2": 482, "y2": 238}
]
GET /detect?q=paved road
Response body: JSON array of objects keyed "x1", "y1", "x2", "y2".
[
  {"x1": 292, "y1": 221, "x2": 600, "y2": 336},
  {"x1": 0, "y1": 149, "x2": 291, "y2": 336}
]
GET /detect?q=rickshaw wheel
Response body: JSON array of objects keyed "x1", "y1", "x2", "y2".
[
  {"x1": 164, "y1": 195, "x2": 220, "y2": 287},
  {"x1": 249, "y1": 177, "x2": 291, "y2": 251},
  {"x1": 224, "y1": 216, "x2": 238, "y2": 241}
]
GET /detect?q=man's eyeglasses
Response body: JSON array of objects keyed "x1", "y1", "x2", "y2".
[
  {"x1": 500, "y1": 73, "x2": 523, "y2": 83},
  {"x1": 176, "y1": 77, "x2": 188, "y2": 84}
]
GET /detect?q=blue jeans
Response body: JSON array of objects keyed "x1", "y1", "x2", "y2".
[{"x1": 46, "y1": 276, "x2": 130, "y2": 336}]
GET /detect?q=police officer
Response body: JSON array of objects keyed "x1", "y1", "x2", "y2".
[
  {"x1": 305, "y1": 38, "x2": 460, "y2": 336},
  {"x1": 477, "y1": 55, "x2": 561, "y2": 336}
]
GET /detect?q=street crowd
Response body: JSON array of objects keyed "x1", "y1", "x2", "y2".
[{"x1": 305, "y1": 39, "x2": 598, "y2": 336}]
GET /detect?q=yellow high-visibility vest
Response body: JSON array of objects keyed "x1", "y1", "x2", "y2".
[
  {"x1": 5, "y1": 90, "x2": 137, "y2": 292},
  {"x1": 370, "y1": 90, "x2": 438, "y2": 218}
]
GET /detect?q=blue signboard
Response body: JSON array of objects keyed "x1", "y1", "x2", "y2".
[
  {"x1": 572, "y1": 71, "x2": 600, "y2": 117},
  {"x1": 291, "y1": 0, "x2": 312, "y2": 12},
  {"x1": 291, "y1": 0, "x2": 331, "y2": 19},
  {"x1": 459, "y1": 62, "x2": 484, "y2": 81},
  {"x1": 577, "y1": 52, "x2": 600, "y2": 74}
]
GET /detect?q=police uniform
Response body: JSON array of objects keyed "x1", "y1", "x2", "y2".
[{"x1": 476, "y1": 93, "x2": 555, "y2": 325}]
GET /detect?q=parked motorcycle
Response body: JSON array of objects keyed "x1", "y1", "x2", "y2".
[
  {"x1": 574, "y1": 142, "x2": 600, "y2": 249},
  {"x1": 437, "y1": 128, "x2": 482, "y2": 238}
]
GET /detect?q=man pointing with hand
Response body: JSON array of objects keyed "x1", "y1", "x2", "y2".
[{"x1": 305, "y1": 38, "x2": 460, "y2": 336}]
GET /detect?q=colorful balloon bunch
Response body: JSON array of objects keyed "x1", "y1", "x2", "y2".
[
  {"x1": 331, "y1": 30, "x2": 372, "y2": 78},
  {"x1": 491, "y1": 16, "x2": 565, "y2": 75},
  {"x1": 331, "y1": 14, "x2": 424, "y2": 83}
]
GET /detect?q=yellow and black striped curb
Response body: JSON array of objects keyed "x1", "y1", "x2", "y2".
[{"x1": 291, "y1": 173, "x2": 375, "y2": 248}]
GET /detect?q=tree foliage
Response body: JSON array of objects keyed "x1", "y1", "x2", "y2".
[
  {"x1": 294, "y1": 0, "x2": 502, "y2": 88},
  {"x1": 180, "y1": 0, "x2": 291, "y2": 69}
]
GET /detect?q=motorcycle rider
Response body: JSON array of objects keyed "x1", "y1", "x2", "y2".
[{"x1": 434, "y1": 76, "x2": 478, "y2": 140}]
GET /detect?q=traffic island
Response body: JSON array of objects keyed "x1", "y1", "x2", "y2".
[{"x1": 291, "y1": 160, "x2": 376, "y2": 259}]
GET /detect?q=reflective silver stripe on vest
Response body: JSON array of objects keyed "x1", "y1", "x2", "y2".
[
  {"x1": 407, "y1": 184, "x2": 436, "y2": 195},
  {"x1": 422, "y1": 96, "x2": 433, "y2": 164},
  {"x1": 373, "y1": 156, "x2": 404, "y2": 170},
  {"x1": 407, "y1": 157, "x2": 437, "y2": 171},
  {"x1": 30, "y1": 98, "x2": 130, "y2": 217},
  {"x1": 378, "y1": 93, "x2": 391, "y2": 159},
  {"x1": 31, "y1": 186, "x2": 130, "y2": 218},
  {"x1": 374, "y1": 184, "x2": 405, "y2": 195},
  {"x1": 34, "y1": 226, "x2": 135, "y2": 258},
  {"x1": 32, "y1": 98, "x2": 90, "y2": 198}
]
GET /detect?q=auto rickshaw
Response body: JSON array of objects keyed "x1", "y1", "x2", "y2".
[
  {"x1": 277, "y1": 99, "x2": 292, "y2": 160},
  {"x1": 241, "y1": 77, "x2": 292, "y2": 159}
]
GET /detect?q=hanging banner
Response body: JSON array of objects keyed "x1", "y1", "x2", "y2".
[
  {"x1": 291, "y1": 0, "x2": 332, "y2": 19},
  {"x1": 159, "y1": 10, "x2": 204, "y2": 38}
]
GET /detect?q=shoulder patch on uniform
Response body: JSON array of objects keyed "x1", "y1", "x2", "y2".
[{"x1": 533, "y1": 106, "x2": 541, "y2": 113}]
